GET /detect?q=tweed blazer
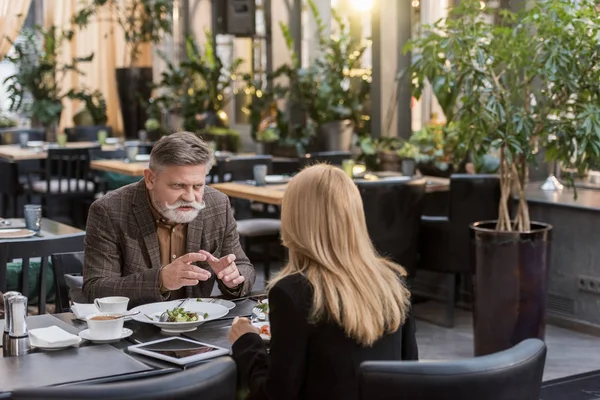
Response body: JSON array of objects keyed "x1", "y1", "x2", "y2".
[{"x1": 83, "y1": 180, "x2": 255, "y2": 307}]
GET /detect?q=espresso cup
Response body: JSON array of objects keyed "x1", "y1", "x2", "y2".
[
  {"x1": 86, "y1": 313, "x2": 124, "y2": 340},
  {"x1": 94, "y1": 296, "x2": 129, "y2": 313}
]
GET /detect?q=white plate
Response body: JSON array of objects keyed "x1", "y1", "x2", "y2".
[
  {"x1": 0, "y1": 228, "x2": 37, "y2": 239},
  {"x1": 130, "y1": 300, "x2": 229, "y2": 333},
  {"x1": 79, "y1": 328, "x2": 133, "y2": 343},
  {"x1": 31, "y1": 336, "x2": 82, "y2": 351},
  {"x1": 197, "y1": 298, "x2": 235, "y2": 310},
  {"x1": 252, "y1": 321, "x2": 271, "y2": 342},
  {"x1": 265, "y1": 175, "x2": 291, "y2": 184}
]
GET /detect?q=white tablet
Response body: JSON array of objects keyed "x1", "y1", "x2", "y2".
[{"x1": 128, "y1": 337, "x2": 230, "y2": 365}]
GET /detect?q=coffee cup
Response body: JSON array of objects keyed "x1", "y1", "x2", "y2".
[
  {"x1": 86, "y1": 313, "x2": 124, "y2": 340},
  {"x1": 94, "y1": 296, "x2": 129, "y2": 313}
]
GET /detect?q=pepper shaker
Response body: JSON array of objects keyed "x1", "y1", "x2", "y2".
[
  {"x1": 6, "y1": 294, "x2": 31, "y2": 357},
  {"x1": 2, "y1": 291, "x2": 21, "y2": 357}
]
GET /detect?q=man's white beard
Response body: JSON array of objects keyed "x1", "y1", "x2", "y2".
[{"x1": 151, "y1": 193, "x2": 205, "y2": 224}]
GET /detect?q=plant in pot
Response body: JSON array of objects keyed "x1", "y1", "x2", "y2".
[
  {"x1": 284, "y1": 0, "x2": 370, "y2": 152},
  {"x1": 65, "y1": 89, "x2": 110, "y2": 142},
  {"x1": 151, "y1": 34, "x2": 242, "y2": 151},
  {"x1": 72, "y1": 0, "x2": 173, "y2": 139},
  {"x1": 406, "y1": 0, "x2": 600, "y2": 355},
  {"x1": 3, "y1": 25, "x2": 94, "y2": 141}
]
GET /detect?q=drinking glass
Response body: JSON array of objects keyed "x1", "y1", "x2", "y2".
[
  {"x1": 56, "y1": 133, "x2": 68, "y2": 147},
  {"x1": 24, "y1": 204, "x2": 42, "y2": 233},
  {"x1": 18, "y1": 133, "x2": 29, "y2": 148},
  {"x1": 253, "y1": 165, "x2": 268, "y2": 186},
  {"x1": 97, "y1": 130, "x2": 108, "y2": 145},
  {"x1": 342, "y1": 159, "x2": 355, "y2": 178},
  {"x1": 126, "y1": 146, "x2": 139, "y2": 162}
]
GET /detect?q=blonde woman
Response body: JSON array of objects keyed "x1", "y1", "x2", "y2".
[{"x1": 229, "y1": 164, "x2": 418, "y2": 400}]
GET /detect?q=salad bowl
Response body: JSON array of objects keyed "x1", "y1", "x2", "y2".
[{"x1": 130, "y1": 299, "x2": 229, "y2": 333}]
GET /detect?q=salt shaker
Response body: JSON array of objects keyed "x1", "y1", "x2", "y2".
[
  {"x1": 6, "y1": 294, "x2": 31, "y2": 356},
  {"x1": 2, "y1": 291, "x2": 21, "y2": 357}
]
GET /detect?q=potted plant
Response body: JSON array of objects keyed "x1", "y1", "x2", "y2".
[
  {"x1": 4, "y1": 25, "x2": 94, "y2": 141},
  {"x1": 283, "y1": 0, "x2": 370, "y2": 152},
  {"x1": 151, "y1": 33, "x2": 242, "y2": 151},
  {"x1": 72, "y1": 0, "x2": 172, "y2": 139},
  {"x1": 407, "y1": 0, "x2": 600, "y2": 355},
  {"x1": 65, "y1": 89, "x2": 110, "y2": 141}
]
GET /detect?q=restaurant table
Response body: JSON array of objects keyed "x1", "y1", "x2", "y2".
[
  {"x1": 0, "y1": 142, "x2": 118, "y2": 162},
  {"x1": 90, "y1": 159, "x2": 148, "y2": 176},
  {"x1": 212, "y1": 175, "x2": 451, "y2": 206},
  {"x1": 0, "y1": 297, "x2": 260, "y2": 396},
  {"x1": 0, "y1": 218, "x2": 85, "y2": 314}
]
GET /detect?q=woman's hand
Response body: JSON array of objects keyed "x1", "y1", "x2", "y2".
[{"x1": 229, "y1": 317, "x2": 260, "y2": 344}]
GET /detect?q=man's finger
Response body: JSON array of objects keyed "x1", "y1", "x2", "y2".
[
  {"x1": 181, "y1": 270, "x2": 210, "y2": 281},
  {"x1": 230, "y1": 275, "x2": 245, "y2": 286},
  {"x1": 180, "y1": 279, "x2": 199, "y2": 286},
  {"x1": 180, "y1": 253, "x2": 208, "y2": 264},
  {"x1": 223, "y1": 269, "x2": 240, "y2": 283},
  {"x1": 217, "y1": 265, "x2": 236, "y2": 280},
  {"x1": 198, "y1": 250, "x2": 219, "y2": 262},
  {"x1": 220, "y1": 254, "x2": 236, "y2": 265}
]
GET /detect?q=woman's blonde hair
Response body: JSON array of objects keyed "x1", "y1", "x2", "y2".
[{"x1": 269, "y1": 164, "x2": 411, "y2": 347}]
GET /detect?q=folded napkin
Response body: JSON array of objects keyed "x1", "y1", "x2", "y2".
[
  {"x1": 71, "y1": 302, "x2": 99, "y2": 320},
  {"x1": 29, "y1": 326, "x2": 80, "y2": 347}
]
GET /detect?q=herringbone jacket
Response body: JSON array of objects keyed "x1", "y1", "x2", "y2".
[{"x1": 83, "y1": 180, "x2": 255, "y2": 307}]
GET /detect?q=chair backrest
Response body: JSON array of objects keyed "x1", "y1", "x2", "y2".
[
  {"x1": 50, "y1": 251, "x2": 84, "y2": 313},
  {"x1": 89, "y1": 149, "x2": 128, "y2": 160},
  {"x1": 64, "y1": 126, "x2": 112, "y2": 142},
  {"x1": 359, "y1": 339, "x2": 547, "y2": 400},
  {"x1": 214, "y1": 155, "x2": 273, "y2": 182},
  {"x1": 0, "y1": 232, "x2": 85, "y2": 313},
  {"x1": 11, "y1": 356, "x2": 238, "y2": 400},
  {"x1": 449, "y1": 174, "x2": 501, "y2": 224},
  {"x1": 44, "y1": 147, "x2": 99, "y2": 194},
  {"x1": 0, "y1": 128, "x2": 45, "y2": 145},
  {"x1": 299, "y1": 151, "x2": 352, "y2": 168},
  {"x1": 355, "y1": 177, "x2": 427, "y2": 277}
]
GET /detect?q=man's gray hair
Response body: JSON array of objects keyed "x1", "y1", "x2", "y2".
[{"x1": 149, "y1": 131, "x2": 214, "y2": 172}]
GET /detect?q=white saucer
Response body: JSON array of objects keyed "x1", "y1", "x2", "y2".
[
  {"x1": 31, "y1": 336, "x2": 82, "y2": 351},
  {"x1": 78, "y1": 328, "x2": 133, "y2": 343}
]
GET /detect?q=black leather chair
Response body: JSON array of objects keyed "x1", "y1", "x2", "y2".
[
  {"x1": 65, "y1": 126, "x2": 112, "y2": 142},
  {"x1": 298, "y1": 151, "x2": 352, "y2": 168},
  {"x1": 51, "y1": 251, "x2": 84, "y2": 313},
  {"x1": 416, "y1": 174, "x2": 500, "y2": 327},
  {"x1": 355, "y1": 177, "x2": 427, "y2": 279},
  {"x1": 11, "y1": 356, "x2": 237, "y2": 400},
  {"x1": 214, "y1": 155, "x2": 280, "y2": 282},
  {"x1": 27, "y1": 147, "x2": 99, "y2": 227},
  {"x1": 359, "y1": 338, "x2": 546, "y2": 400}
]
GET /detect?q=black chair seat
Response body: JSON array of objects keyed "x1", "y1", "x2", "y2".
[{"x1": 236, "y1": 219, "x2": 281, "y2": 237}]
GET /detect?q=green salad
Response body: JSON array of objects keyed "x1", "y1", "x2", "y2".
[{"x1": 165, "y1": 307, "x2": 208, "y2": 323}]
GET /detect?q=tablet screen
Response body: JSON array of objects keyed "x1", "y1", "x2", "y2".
[{"x1": 136, "y1": 338, "x2": 220, "y2": 359}]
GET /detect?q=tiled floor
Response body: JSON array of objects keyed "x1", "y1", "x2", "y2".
[
  {"x1": 237, "y1": 262, "x2": 600, "y2": 382},
  {"x1": 413, "y1": 301, "x2": 600, "y2": 382}
]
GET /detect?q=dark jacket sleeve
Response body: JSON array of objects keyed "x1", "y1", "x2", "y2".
[
  {"x1": 83, "y1": 201, "x2": 164, "y2": 304},
  {"x1": 231, "y1": 281, "x2": 308, "y2": 400},
  {"x1": 402, "y1": 311, "x2": 419, "y2": 360},
  {"x1": 216, "y1": 197, "x2": 255, "y2": 298}
]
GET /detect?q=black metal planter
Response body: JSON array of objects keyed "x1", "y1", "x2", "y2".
[{"x1": 470, "y1": 220, "x2": 552, "y2": 356}]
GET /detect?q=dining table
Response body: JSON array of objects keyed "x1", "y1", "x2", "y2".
[
  {"x1": 211, "y1": 175, "x2": 451, "y2": 206},
  {"x1": 0, "y1": 295, "x2": 263, "y2": 396},
  {"x1": 0, "y1": 142, "x2": 118, "y2": 162}
]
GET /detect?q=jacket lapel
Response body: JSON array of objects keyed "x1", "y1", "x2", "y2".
[
  {"x1": 132, "y1": 181, "x2": 161, "y2": 270},
  {"x1": 186, "y1": 213, "x2": 204, "y2": 254}
]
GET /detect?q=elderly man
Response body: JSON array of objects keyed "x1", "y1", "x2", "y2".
[{"x1": 83, "y1": 132, "x2": 255, "y2": 306}]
